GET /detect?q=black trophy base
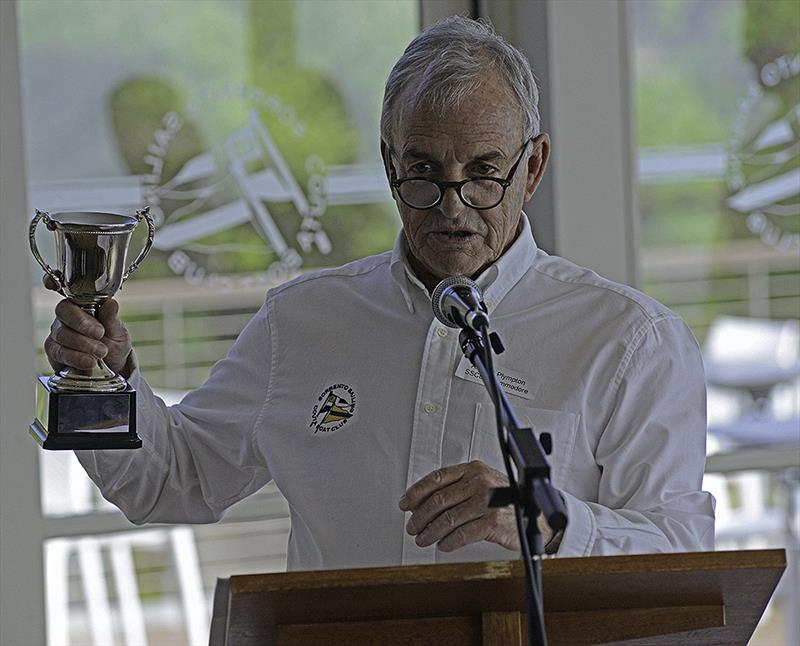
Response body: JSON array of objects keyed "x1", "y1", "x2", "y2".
[{"x1": 30, "y1": 376, "x2": 142, "y2": 450}]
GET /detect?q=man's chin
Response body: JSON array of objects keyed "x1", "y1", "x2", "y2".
[
  {"x1": 407, "y1": 247, "x2": 488, "y2": 288},
  {"x1": 425, "y1": 259, "x2": 486, "y2": 282}
]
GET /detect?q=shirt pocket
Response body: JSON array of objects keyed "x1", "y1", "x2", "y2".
[{"x1": 469, "y1": 403, "x2": 580, "y2": 489}]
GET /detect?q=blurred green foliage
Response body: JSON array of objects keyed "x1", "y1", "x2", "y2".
[
  {"x1": 20, "y1": 0, "x2": 415, "y2": 281},
  {"x1": 727, "y1": 0, "x2": 799, "y2": 241},
  {"x1": 636, "y1": 68, "x2": 732, "y2": 147},
  {"x1": 639, "y1": 181, "x2": 727, "y2": 247},
  {"x1": 744, "y1": 0, "x2": 800, "y2": 72},
  {"x1": 109, "y1": 0, "x2": 407, "y2": 279},
  {"x1": 111, "y1": 78, "x2": 204, "y2": 185},
  {"x1": 634, "y1": 0, "x2": 799, "y2": 247},
  {"x1": 633, "y1": 0, "x2": 749, "y2": 148}
]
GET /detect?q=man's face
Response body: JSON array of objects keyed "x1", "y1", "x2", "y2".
[{"x1": 382, "y1": 74, "x2": 549, "y2": 289}]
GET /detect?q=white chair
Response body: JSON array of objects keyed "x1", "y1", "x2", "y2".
[
  {"x1": 703, "y1": 316, "x2": 799, "y2": 407},
  {"x1": 46, "y1": 527, "x2": 208, "y2": 646},
  {"x1": 703, "y1": 316, "x2": 800, "y2": 644}
]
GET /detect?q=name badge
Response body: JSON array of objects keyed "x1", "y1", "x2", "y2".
[{"x1": 454, "y1": 356, "x2": 537, "y2": 401}]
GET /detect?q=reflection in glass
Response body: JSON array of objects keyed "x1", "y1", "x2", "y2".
[
  {"x1": 20, "y1": 1, "x2": 418, "y2": 643},
  {"x1": 632, "y1": 2, "x2": 799, "y2": 644}
]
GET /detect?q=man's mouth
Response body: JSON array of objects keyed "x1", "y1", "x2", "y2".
[{"x1": 431, "y1": 230, "x2": 477, "y2": 240}]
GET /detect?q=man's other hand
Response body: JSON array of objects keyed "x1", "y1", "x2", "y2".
[
  {"x1": 43, "y1": 275, "x2": 132, "y2": 374},
  {"x1": 399, "y1": 460, "x2": 553, "y2": 552}
]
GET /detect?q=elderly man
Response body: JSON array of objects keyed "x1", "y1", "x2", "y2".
[{"x1": 44, "y1": 17, "x2": 714, "y2": 570}]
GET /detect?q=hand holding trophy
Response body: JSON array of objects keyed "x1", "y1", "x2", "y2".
[{"x1": 29, "y1": 208, "x2": 154, "y2": 449}]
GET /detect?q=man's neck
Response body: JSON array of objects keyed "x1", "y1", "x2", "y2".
[{"x1": 406, "y1": 255, "x2": 444, "y2": 294}]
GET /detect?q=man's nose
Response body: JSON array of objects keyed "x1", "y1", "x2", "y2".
[{"x1": 437, "y1": 185, "x2": 466, "y2": 220}]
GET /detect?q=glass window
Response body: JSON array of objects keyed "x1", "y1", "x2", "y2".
[
  {"x1": 633, "y1": 0, "x2": 798, "y2": 334},
  {"x1": 19, "y1": 1, "x2": 418, "y2": 643},
  {"x1": 632, "y1": 2, "x2": 798, "y2": 644}
]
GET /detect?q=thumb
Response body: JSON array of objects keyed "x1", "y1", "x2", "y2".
[{"x1": 97, "y1": 299, "x2": 125, "y2": 336}]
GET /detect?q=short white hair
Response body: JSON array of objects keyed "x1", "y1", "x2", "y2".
[{"x1": 380, "y1": 16, "x2": 541, "y2": 146}]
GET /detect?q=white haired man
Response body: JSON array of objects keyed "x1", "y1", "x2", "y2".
[{"x1": 44, "y1": 17, "x2": 714, "y2": 569}]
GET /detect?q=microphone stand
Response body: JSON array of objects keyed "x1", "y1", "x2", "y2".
[{"x1": 458, "y1": 325, "x2": 567, "y2": 646}]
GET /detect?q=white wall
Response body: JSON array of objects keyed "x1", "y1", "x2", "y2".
[
  {"x1": 482, "y1": 0, "x2": 639, "y2": 286},
  {"x1": 0, "y1": 2, "x2": 46, "y2": 645},
  {"x1": 546, "y1": 0, "x2": 639, "y2": 286}
]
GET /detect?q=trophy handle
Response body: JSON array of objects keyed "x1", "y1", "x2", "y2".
[
  {"x1": 121, "y1": 206, "x2": 156, "y2": 284},
  {"x1": 29, "y1": 209, "x2": 66, "y2": 296}
]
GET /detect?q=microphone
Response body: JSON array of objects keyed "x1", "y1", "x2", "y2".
[{"x1": 431, "y1": 276, "x2": 489, "y2": 331}]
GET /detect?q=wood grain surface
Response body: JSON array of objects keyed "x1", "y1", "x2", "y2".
[{"x1": 211, "y1": 549, "x2": 785, "y2": 646}]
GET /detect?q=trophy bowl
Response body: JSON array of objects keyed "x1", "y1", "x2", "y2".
[{"x1": 28, "y1": 207, "x2": 154, "y2": 450}]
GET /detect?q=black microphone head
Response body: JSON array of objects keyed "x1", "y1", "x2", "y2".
[{"x1": 431, "y1": 275, "x2": 482, "y2": 328}]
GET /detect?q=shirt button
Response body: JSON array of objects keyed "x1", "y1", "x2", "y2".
[
  {"x1": 436, "y1": 328, "x2": 449, "y2": 338},
  {"x1": 424, "y1": 402, "x2": 439, "y2": 414}
]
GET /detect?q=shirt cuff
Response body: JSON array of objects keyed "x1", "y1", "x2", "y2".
[
  {"x1": 75, "y1": 350, "x2": 168, "y2": 473},
  {"x1": 552, "y1": 490, "x2": 596, "y2": 557},
  {"x1": 121, "y1": 349, "x2": 140, "y2": 383}
]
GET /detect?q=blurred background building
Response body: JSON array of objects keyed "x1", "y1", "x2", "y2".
[{"x1": 1, "y1": 1, "x2": 797, "y2": 645}]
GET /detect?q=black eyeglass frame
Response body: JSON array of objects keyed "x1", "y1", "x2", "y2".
[{"x1": 389, "y1": 139, "x2": 532, "y2": 211}]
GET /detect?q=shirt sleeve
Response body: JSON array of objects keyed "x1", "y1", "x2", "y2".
[
  {"x1": 555, "y1": 316, "x2": 716, "y2": 556},
  {"x1": 75, "y1": 302, "x2": 274, "y2": 524}
]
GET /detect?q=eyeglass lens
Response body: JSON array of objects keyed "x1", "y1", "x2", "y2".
[{"x1": 398, "y1": 179, "x2": 504, "y2": 209}]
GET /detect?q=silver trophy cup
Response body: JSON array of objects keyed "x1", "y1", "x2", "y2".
[{"x1": 29, "y1": 208, "x2": 155, "y2": 450}]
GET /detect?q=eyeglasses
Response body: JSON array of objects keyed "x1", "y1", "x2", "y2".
[{"x1": 389, "y1": 140, "x2": 531, "y2": 210}]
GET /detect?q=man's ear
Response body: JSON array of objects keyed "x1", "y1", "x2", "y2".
[
  {"x1": 524, "y1": 133, "x2": 550, "y2": 201},
  {"x1": 380, "y1": 139, "x2": 398, "y2": 187}
]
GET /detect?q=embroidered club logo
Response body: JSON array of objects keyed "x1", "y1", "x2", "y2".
[{"x1": 309, "y1": 384, "x2": 356, "y2": 434}]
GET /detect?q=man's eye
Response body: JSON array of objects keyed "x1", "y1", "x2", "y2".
[
  {"x1": 472, "y1": 163, "x2": 498, "y2": 176},
  {"x1": 408, "y1": 162, "x2": 434, "y2": 175}
]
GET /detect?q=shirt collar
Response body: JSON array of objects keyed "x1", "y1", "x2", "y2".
[{"x1": 389, "y1": 213, "x2": 538, "y2": 315}]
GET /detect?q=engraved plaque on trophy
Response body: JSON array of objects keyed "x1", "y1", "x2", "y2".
[{"x1": 28, "y1": 208, "x2": 155, "y2": 450}]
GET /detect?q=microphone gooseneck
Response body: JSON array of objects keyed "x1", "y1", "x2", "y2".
[{"x1": 431, "y1": 276, "x2": 489, "y2": 331}]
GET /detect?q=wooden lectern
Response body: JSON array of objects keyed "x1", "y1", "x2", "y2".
[{"x1": 209, "y1": 549, "x2": 785, "y2": 645}]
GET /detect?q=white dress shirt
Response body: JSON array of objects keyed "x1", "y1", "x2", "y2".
[{"x1": 77, "y1": 216, "x2": 714, "y2": 570}]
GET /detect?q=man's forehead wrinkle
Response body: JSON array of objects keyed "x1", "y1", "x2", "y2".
[
  {"x1": 398, "y1": 127, "x2": 516, "y2": 161},
  {"x1": 400, "y1": 113, "x2": 517, "y2": 142},
  {"x1": 399, "y1": 145, "x2": 507, "y2": 164}
]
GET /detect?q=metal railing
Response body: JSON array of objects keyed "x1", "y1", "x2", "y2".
[
  {"x1": 640, "y1": 239, "x2": 799, "y2": 343},
  {"x1": 33, "y1": 241, "x2": 799, "y2": 389}
]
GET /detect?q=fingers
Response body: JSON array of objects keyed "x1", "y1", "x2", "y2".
[
  {"x1": 44, "y1": 297, "x2": 132, "y2": 374},
  {"x1": 399, "y1": 463, "x2": 469, "y2": 511},
  {"x1": 97, "y1": 298, "x2": 119, "y2": 328},
  {"x1": 437, "y1": 518, "x2": 492, "y2": 553},
  {"x1": 97, "y1": 299, "x2": 129, "y2": 341},
  {"x1": 412, "y1": 497, "x2": 488, "y2": 548},
  {"x1": 400, "y1": 460, "x2": 518, "y2": 552},
  {"x1": 44, "y1": 333, "x2": 100, "y2": 372},
  {"x1": 437, "y1": 506, "x2": 520, "y2": 552},
  {"x1": 50, "y1": 320, "x2": 108, "y2": 358},
  {"x1": 54, "y1": 299, "x2": 105, "y2": 339},
  {"x1": 47, "y1": 317, "x2": 108, "y2": 371},
  {"x1": 405, "y1": 477, "x2": 476, "y2": 536},
  {"x1": 45, "y1": 299, "x2": 107, "y2": 372}
]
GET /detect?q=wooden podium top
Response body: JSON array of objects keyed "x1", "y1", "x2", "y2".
[{"x1": 211, "y1": 549, "x2": 786, "y2": 646}]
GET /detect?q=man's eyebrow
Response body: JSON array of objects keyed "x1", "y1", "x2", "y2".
[
  {"x1": 473, "y1": 151, "x2": 505, "y2": 162},
  {"x1": 400, "y1": 149, "x2": 506, "y2": 162},
  {"x1": 400, "y1": 148, "x2": 435, "y2": 162}
]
